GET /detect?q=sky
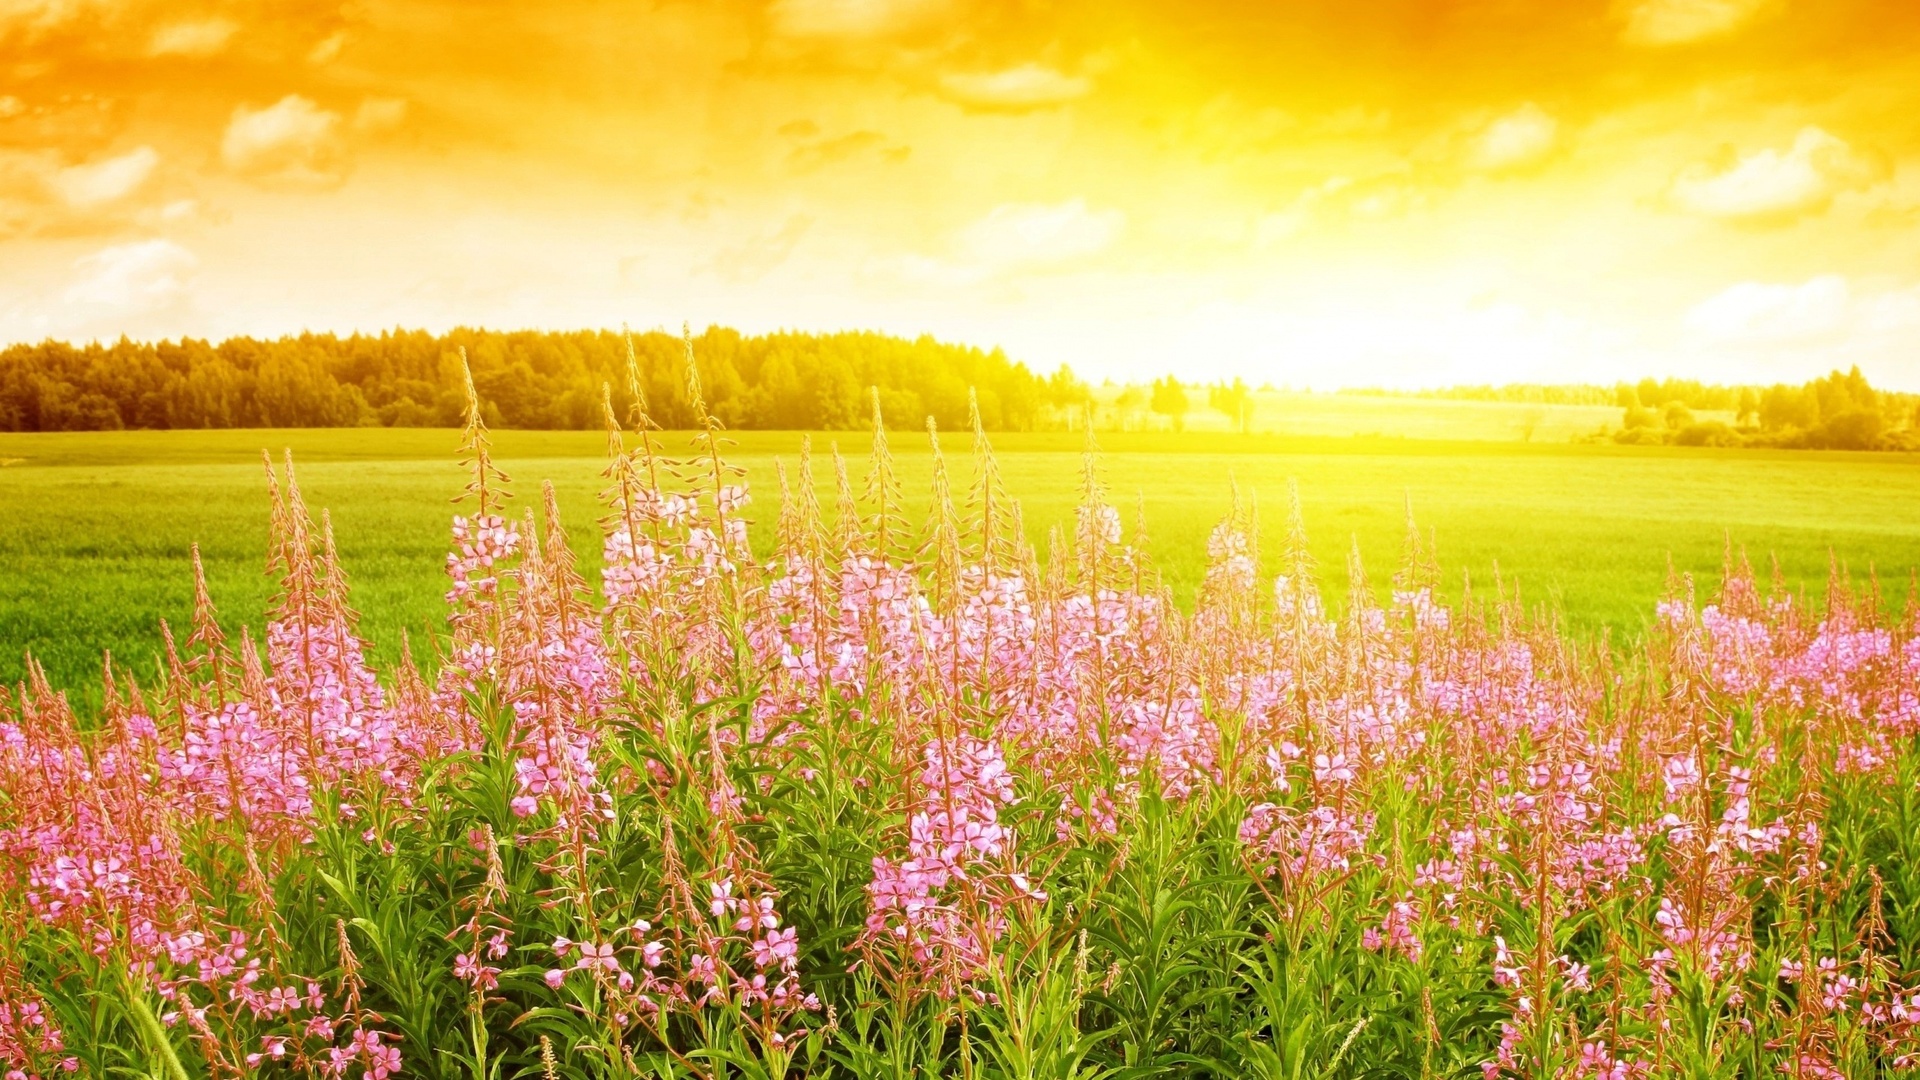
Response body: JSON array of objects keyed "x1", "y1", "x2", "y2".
[{"x1": 3, "y1": 0, "x2": 1919, "y2": 389}]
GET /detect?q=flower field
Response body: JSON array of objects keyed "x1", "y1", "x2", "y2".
[{"x1": 5, "y1": 359, "x2": 1920, "y2": 1079}]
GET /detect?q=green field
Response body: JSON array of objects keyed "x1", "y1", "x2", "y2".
[
  {"x1": 1093, "y1": 386, "x2": 1650, "y2": 441},
  {"x1": 5, "y1": 426, "x2": 1920, "y2": 712}
]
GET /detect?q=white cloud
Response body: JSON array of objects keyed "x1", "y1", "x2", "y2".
[
  {"x1": 0, "y1": 144, "x2": 161, "y2": 234},
  {"x1": 705, "y1": 214, "x2": 813, "y2": 282},
  {"x1": 221, "y1": 95, "x2": 347, "y2": 186},
  {"x1": 767, "y1": 0, "x2": 947, "y2": 38},
  {"x1": 1252, "y1": 174, "x2": 1426, "y2": 247},
  {"x1": 49, "y1": 145, "x2": 157, "y2": 208},
  {"x1": 786, "y1": 129, "x2": 906, "y2": 173},
  {"x1": 1618, "y1": 0, "x2": 1776, "y2": 46},
  {"x1": 1469, "y1": 103, "x2": 1559, "y2": 173},
  {"x1": 1670, "y1": 127, "x2": 1888, "y2": 224},
  {"x1": 1678, "y1": 275, "x2": 1920, "y2": 382},
  {"x1": 0, "y1": 0, "x2": 107, "y2": 36},
  {"x1": 147, "y1": 16, "x2": 238, "y2": 57},
  {"x1": 962, "y1": 198, "x2": 1123, "y2": 268},
  {"x1": 870, "y1": 198, "x2": 1124, "y2": 287},
  {"x1": 1685, "y1": 275, "x2": 1852, "y2": 343},
  {"x1": 0, "y1": 96, "x2": 22, "y2": 119},
  {"x1": 64, "y1": 239, "x2": 197, "y2": 313},
  {"x1": 1253, "y1": 178, "x2": 1350, "y2": 247},
  {"x1": 307, "y1": 30, "x2": 347, "y2": 64},
  {"x1": 938, "y1": 64, "x2": 1092, "y2": 111}
]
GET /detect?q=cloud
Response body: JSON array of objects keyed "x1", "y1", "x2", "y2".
[
  {"x1": 873, "y1": 198, "x2": 1124, "y2": 287},
  {"x1": 962, "y1": 198, "x2": 1123, "y2": 267},
  {"x1": 0, "y1": 144, "x2": 161, "y2": 235},
  {"x1": 307, "y1": 30, "x2": 346, "y2": 64},
  {"x1": 0, "y1": 96, "x2": 22, "y2": 119},
  {"x1": 0, "y1": 0, "x2": 107, "y2": 38},
  {"x1": 937, "y1": 64, "x2": 1092, "y2": 112},
  {"x1": 1618, "y1": 0, "x2": 1777, "y2": 46},
  {"x1": 49, "y1": 145, "x2": 157, "y2": 208},
  {"x1": 221, "y1": 95, "x2": 348, "y2": 187},
  {"x1": 1468, "y1": 103, "x2": 1559, "y2": 173},
  {"x1": 63, "y1": 239, "x2": 197, "y2": 313},
  {"x1": 1252, "y1": 174, "x2": 1426, "y2": 246},
  {"x1": 705, "y1": 214, "x2": 813, "y2": 282},
  {"x1": 767, "y1": 0, "x2": 948, "y2": 38},
  {"x1": 1685, "y1": 275, "x2": 1852, "y2": 342},
  {"x1": 157, "y1": 197, "x2": 199, "y2": 222},
  {"x1": 1670, "y1": 127, "x2": 1889, "y2": 225},
  {"x1": 1680, "y1": 276, "x2": 1920, "y2": 380},
  {"x1": 786, "y1": 130, "x2": 908, "y2": 173},
  {"x1": 147, "y1": 16, "x2": 237, "y2": 56}
]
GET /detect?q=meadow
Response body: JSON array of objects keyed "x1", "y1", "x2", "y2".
[
  {"x1": 1089, "y1": 386, "x2": 1643, "y2": 442},
  {"x1": 3, "y1": 385, "x2": 1920, "y2": 1079},
  {"x1": 4, "y1": 423, "x2": 1920, "y2": 713}
]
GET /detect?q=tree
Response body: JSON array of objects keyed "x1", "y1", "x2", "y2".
[
  {"x1": 1818, "y1": 409, "x2": 1883, "y2": 450},
  {"x1": 1046, "y1": 365, "x2": 1092, "y2": 427},
  {"x1": 1114, "y1": 386, "x2": 1146, "y2": 430},
  {"x1": 1621, "y1": 405, "x2": 1657, "y2": 431},
  {"x1": 1150, "y1": 377, "x2": 1190, "y2": 432},
  {"x1": 1208, "y1": 378, "x2": 1252, "y2": 434}
]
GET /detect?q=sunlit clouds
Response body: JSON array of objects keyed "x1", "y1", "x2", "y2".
[
  {"x1": 1467, "y1": 105, "x2": 1560, "y2": 174},
  {"x1": 1618, "y1": 0, "x2": 1782, "y2": 47},
  {"x1": 47, "y1": 145, "x2": 158, "y2": 208},
  {"x1": 2, "y1": 0, "x2": 1919, "y2": 387},
  {"x1": 1668, "y1": 128, "x2": 1891, "y2": 225},
  {"x1": 221, "y1": 96, "x2": 348, "y2": 187},
  {"x1": 146, "y1": 16, "x2": 239, "y2": 58},
  {"x1": 937, "y1": 64, "x2": 1094, "y2": 111},
  {"x1": 62, "y1": 237, "x2": 197, "y2": 314}
]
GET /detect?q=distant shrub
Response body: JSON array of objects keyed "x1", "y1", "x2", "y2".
[
  {"x1": 1674, "y1": 420, "x2": 1742, "y2": 447},
  {"x1": 1612, "y1": 425, "x2": 1668, "y2": 445},
  {"x1": 1816, "y1": 408, "x2": 1885, "y2": 450}
]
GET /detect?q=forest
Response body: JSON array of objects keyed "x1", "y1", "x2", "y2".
[
  {"x1": 3, "y1": 327, "x2": 1918, "y2": 450},
  {"x1": 0, "y1": 327, "x2": 1088, "y2": 433}
]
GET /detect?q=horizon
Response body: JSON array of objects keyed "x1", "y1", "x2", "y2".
[
  {"x1": 3, "y1": 2, "x2": 1919, "y2": 390},
  {"x1": 7, "y1": 323, "x2": 1917, "y2": 395}
]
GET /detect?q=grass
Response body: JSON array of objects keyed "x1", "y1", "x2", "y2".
[
  {"x1": 6, "y1": 425, "x2": 1920, "y2": 712},
  {"x1": 1091, "y1": 385, "x2": 1650, "y2": 441}
]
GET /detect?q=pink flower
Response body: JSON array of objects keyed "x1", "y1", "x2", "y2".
[{"x1": 575, "y1": 942, "x2": 620, "y2": 973}]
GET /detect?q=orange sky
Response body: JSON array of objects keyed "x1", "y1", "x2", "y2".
[{"x1": 3, "y1": 0, "x2": 1919, "y2": 387}]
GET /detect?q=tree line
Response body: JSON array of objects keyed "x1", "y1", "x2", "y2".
[
  {"x1": 0, "y1": 327, "x2": 1093, "y2": 433},
  {"x1": 1613, "y1": 366, "x2": 1920, "y2": 451},
  {"x1": 5, "y1": 327, "x2": 1916, "y2": 450}
]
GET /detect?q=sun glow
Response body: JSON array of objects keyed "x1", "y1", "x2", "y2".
[{"x1": 2, "y1": 0, "x2": 1918, "y2": 387}]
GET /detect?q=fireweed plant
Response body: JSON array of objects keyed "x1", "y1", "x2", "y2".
[{"x1": 4, "y1": 339, "x2": 1920, "y2": 1080}]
